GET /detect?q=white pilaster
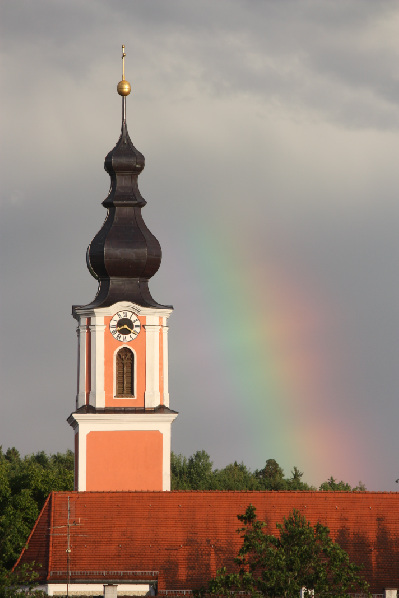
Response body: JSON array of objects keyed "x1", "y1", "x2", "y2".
[
  {"x1": 144, "y1": 316, "x2": 161, "y2": 408},
  {"x1": 162, "y1": 424, "x2": 172, "y2": 490},
  {"x1": 89, "y1": 315, "x2": 106, "y2": 408},
  {"x1": 76, "y1": 320, "x2": 88, "y2": 409},
  {"x1": 162, "y1": 325, "x2": 170, "y2": 407},
  {"x1": 69, "y1": 420, "x2": 87, "y2": 492},
  {"x1": 78, "y1": 425, "x2": 87, "y2": 491}
]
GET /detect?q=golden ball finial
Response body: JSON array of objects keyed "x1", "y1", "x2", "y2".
[
  {"x1": 117, "y1": 79, "x2": 131, "y2": 96},
  {"x1": 117, "y1": 44, "x2": 131, "y2": 96}
]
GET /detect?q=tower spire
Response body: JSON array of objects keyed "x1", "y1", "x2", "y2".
[
  {"x1": 77, "y1": 46, "x2": 166, "y2": 311},
  {"x1": 70, "y1": 47, "x2": 177, "y2": 494}
]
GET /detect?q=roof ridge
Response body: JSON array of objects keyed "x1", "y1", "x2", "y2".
[{"x1": 51, "y1": 489, "x2": 399, "y2": 495}]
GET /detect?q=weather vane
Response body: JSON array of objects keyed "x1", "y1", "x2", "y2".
[
  {"x1": 117, "y1": 44, "x2": 131, "y2": 97},
  {"x1": 122, "y1": 44, "x2": 126, "y2": 79}
]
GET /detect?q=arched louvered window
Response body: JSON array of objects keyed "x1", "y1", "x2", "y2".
[{"x1": 116, "y1": 347, "x2": 134, "y2": 397}]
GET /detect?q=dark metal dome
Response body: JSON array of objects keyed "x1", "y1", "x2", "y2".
[{"x1": 77, "y1": 118, "x2": 167, "y2": 311}]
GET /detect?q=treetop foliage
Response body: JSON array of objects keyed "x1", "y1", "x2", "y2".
[
  {"x1": 0, "y1": 447, "x2": 74, "y2": 572},
  {"x1": 319, "y1": 476, "x2": 366, "y2": 492},
  {"x1": 195, "y1": 505, "x2": 371, "y2": 598},
  {"x1": 0, "y1": 562, "x2": 45, "y2": 598},
  {"x1": 171, "y1": 452, "x2": 366, "y2": 493}
]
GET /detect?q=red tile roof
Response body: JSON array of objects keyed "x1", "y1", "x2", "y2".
[{"x1": 15, "y1": 491, "x2": 399, "y2": 592}]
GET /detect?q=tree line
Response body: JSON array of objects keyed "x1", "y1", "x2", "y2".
[
  {"x1": 0, "y1": 447, "x2": 365, "y2": 574},
  {"x1": 171, "y1": 450, "x2": 366, "y2": 492}
]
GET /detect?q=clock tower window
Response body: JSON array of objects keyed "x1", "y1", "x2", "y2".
[{"x1": 116, "y1": 347, "x2": 134, "y2": 397}]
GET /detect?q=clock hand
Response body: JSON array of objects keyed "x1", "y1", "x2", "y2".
[{"x1": 117, "y1": 325, "x2": 133, "y2": 333}]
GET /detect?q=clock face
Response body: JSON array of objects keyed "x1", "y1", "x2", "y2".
[{"x1": 110, "y1": 310, "x2": 141, "y2": 342}]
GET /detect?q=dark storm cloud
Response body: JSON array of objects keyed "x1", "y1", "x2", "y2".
[{"x1": 4, "y1": 1, "x2": 399, "y2": 130}]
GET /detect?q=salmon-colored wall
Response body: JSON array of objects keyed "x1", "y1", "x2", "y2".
[
  {"x1": 103, "y1": 315, "x2": 146, "y2": 407},
  {"x1": 86, "y1": 430, "x2": 163, "y2": 491}
]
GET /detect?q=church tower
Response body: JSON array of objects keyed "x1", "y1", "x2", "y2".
[{"x1": 68, "y1": 47, "x2": 178, "y2": 492}]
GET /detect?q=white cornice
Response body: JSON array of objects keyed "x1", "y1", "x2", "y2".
[
  {"x1": 74, "y1": 301, "x2": 173, "y2": 319},
  {"x1": 68, "y1": 412, "x2": 178, "y2": 427}
]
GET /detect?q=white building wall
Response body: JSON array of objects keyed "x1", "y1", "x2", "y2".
[{"x1": 41, "y1": 583, "x2": 154, "y2": 596}]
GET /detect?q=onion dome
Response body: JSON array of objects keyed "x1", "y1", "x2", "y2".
[{"x1": 76, "y1": 46, "x2": 167, "y2": 310}]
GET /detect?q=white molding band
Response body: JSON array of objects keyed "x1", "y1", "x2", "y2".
[
  {"x1": 74, "y1": 300, "x2": 173, "y2": 320},
  {"x1": 70, "y1": 411, "x2": 178, "y2": 427}
]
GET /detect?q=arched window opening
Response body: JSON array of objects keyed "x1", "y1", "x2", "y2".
[{"x1": 116, "y1": 347, "x2": 134, "y2": 397}]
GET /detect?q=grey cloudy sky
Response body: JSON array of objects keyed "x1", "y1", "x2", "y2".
[{"x1": 1, "y1": 0, "x2": 399, "y2": 490}]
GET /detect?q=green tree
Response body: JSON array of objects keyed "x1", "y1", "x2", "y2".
[
  {"x1": 187, "y1": 450, "x2": 214, "y2": 490},
  {"x1": 319, "y1": 476, "x2": 366, "y2": 492},
  {"x1": 171, "y1": 452, "x2": 190, "y2": 490},
  {"x1": 0, "y1": 563, "x2": 44, "y2": 598},
  {"x1": 255, "y1": 459, "x2": 287, "y2": 490},
  {"x1": 195, "y1": 505, "x2": 371, "y2": 598},
  {"x1": 214, "y1": 462, "x2": 260, "y2": 491},
  {"x1": 171, "y1": 450, "x2": 216, "y2": 490},
  {"x1": 286, "y1": 467, "x2": 313, "y2": 491},
  {"x1": 0, "y1": 448, "x2": 74, "y2": 571}
]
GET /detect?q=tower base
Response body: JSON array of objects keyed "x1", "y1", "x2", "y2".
[{"x1": 67, "y1": 407, "x2": 178, "y2": 491}]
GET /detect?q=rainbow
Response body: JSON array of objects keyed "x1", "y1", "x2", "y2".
[{"x1": 183, "y1": 217, "x2": 365, "y2": 488}]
